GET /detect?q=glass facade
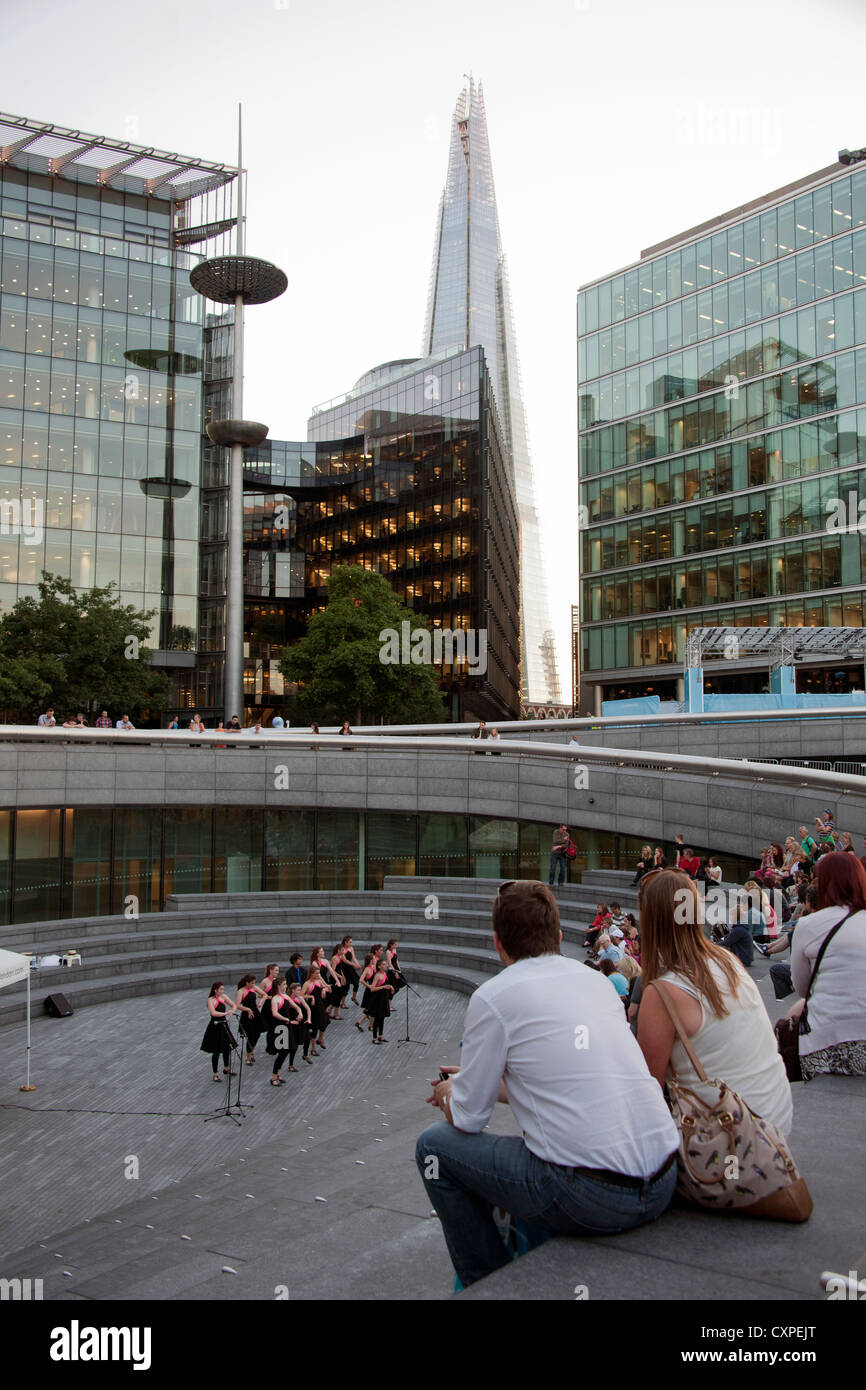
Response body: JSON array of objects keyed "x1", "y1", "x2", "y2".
[
  {"x1": 242, "y1": 346, "x2": 522, "y2": 722},
  {"x1": 578, "y1": 163, "x2": 866, "y2": 706},
  {"x1": 423, "y1": 79, "x2": 560, "y2": 702},
  {"x1": 0, "y1": 802, "x2": 755, "y2": 922},
  {"x1": 0, "y1": 115, "x2": 237, "y2": 720}
]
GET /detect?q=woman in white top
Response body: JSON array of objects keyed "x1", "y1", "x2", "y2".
[
  {"x1": 637, "y1": 869, "x2": 793, "y2": 1136},
  {"x1": 787, "y1": 852, "x2": 866, "y2": 1081}
]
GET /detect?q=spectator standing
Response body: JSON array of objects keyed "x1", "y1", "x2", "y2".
[
  {"x1": 116, "y1": 714, "x2": 135, "y2": 731},
  {"x1": 37, "y1": 708, "x2": 56, "y2": 727},
  {"x1": 548, "y1": 824, "x2": 571, "y2": 888},
  {"x1": 94, "y1": 710, "x2": 112, "y2": 729}
]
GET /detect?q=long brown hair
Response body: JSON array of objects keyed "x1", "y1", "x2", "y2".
[{"x1": 639, "y1": 870, "x2": 742, "y2": 1018}]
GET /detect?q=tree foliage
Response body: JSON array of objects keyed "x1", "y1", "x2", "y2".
[
  {"x1": 279, "y1": 565, "x2": 447, "y2": 725},
  {"x1": 0, "y1": 572, "x2": 170, "y2": 721}
]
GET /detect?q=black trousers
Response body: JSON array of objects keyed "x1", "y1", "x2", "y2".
[
  {"x1": 271, "y1": 1048, "x2": 288, "y2": 1072},
  {"x1": 210, "y1": 1049, "x2": 230, "y2": 1072}
]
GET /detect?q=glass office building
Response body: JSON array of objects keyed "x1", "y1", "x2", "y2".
[
  {"x1": 241, "y1": 345, "x2": 521, "y2": 722},
  {"x1": 424, "y1": 78, "x2": 560, "y2": 703},
  {"x1": 578, "y1": 158, "x2": 866, "y2": 711},
  {"x1": 0, "y1": 112, "x2": 237, "y2": 717}
]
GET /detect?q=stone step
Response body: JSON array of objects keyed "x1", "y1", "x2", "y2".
[{"x1": 0, "y1": 957, "x2": 490, "y2": 1026}]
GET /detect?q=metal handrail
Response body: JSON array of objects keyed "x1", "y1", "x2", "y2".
[{"x1": 2, "y1": 727, "x2": 864, "y2": 798}]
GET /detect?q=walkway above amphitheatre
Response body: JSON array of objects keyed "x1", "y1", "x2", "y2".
[{"x1": 1, "y1": 722, "x2": 865, "y2": 862}]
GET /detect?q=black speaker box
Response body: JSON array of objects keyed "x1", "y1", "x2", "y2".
[{"x1": 44, "y1": 992, "x2": 74, "y2": 1017}]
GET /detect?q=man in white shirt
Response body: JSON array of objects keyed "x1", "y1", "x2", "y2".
[
  {"x1": 417, "y1": 881, "x2": 678, "y2": 1288},
  {"x1": 115, "y1": 714, "x2": 135, "y2": 731}
]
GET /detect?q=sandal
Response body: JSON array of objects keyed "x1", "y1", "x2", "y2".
[
  {"x1": 355, "y1": 1020, "x2": 364, "y2": 1031},
  {"x1": 270, "y1": 1077, "x2": 284, "y2": 1086},
  {"x1": 303, "y1": 1056, "x2": 313, "y2": 1065},
  {"x1": 213, "y1": 1074, "x2": 222, "y2": 1082}
]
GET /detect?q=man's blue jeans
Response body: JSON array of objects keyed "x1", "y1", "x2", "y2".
[
  {"x1": 416, "y1": 1122, "x2": 677, "y2": 1288},
  {"x1": 549, "y1": 850, "x2": 567, "y2": 886}
]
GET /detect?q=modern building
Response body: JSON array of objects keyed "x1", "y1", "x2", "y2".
[
  {"x1": 241, "y1": 345, "x2": 522, "y2": 723},
  {"x1": 0, "y1": 111, "x2": 239, "y2": 718},
  {"x1": 423, "y1": 78, "x2": 560, "y2": 705},
  {"x1": 578, "y1": 155, "x2": 866, "y2": 712}
]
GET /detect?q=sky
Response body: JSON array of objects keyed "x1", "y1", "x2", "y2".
[{"x1": 4, "y1": 0, "x2": 866, "y2": 694}]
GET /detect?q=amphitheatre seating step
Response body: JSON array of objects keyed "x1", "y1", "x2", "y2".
[
  {"x1": 0, "y1": 957, "x2": 491, "y2": 1026},
  {"x1": 458, "y1": 1073, "x2": 866, "y2": 1302}
]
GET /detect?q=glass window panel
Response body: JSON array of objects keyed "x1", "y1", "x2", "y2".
[
  {"x1": 316, "y1": 810, "x2": 359, "y2": 890},
  {"x1": 214, "y1": 807, "x2": 262, "y2": 893},
  {"x1": 64, "y1": 807, "x2": 112, "y2": 917},
  {"x1": 164, "y1": 807, "x2": 212, "y2": 896},
  {"x1": 760, "y1": 209, "x2": 777, "y2": 263},
  {"x1": 264, "y1": 808, "x2": 314, "y2": 890},
  {"x1": 14, "y1": 808, "x2": 62, "y2": 923},
  {"x1": 469, "y1": 816, "x2": 517, "y2": 880},
  {"x1": 778, "y1": 257, "x2": 797, "y2": 312},
  {"x1": 366, "y1": 811, "x2": 416, "y2": 888}
]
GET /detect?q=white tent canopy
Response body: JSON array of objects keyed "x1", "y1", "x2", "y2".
[
  {"x1": 0, "y1": 948, "x2": 36, "y2": 1090},
  {"x1": 0, "y1": 948, "x2": 29, "y2": 989}
]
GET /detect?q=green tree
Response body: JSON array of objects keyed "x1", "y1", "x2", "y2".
[
  {"x1": 280, "y1": 565, "x2": 447, "y2": 725},
  {"x1": 0, "y1": 572, "x2": 170, "y2": 721}
]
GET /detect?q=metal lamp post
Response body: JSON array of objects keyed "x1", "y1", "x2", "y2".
[{"x1": 189, "y1": 114, "x2": 287, "y2": 722}]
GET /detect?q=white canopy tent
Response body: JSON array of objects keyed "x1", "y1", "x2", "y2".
[{"x1": 0, "y1": 948, "x2": 35, "y2": 1090}]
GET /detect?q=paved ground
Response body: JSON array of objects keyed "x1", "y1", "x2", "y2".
[{"x1": 1, "y1": 948, "x2": 860, "y2": 1302}]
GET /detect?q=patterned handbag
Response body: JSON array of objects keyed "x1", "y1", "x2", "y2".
[{"x1": 646, "y1": 982, "x2": 812, "y2": 1222}]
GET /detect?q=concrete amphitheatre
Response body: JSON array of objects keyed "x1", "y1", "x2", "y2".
[{"x1": 0, "y1": 709, "x2": 864, "y2": 1303}]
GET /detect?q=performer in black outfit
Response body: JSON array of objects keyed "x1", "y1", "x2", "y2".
[
  {"x1": 339, "y1": 936, "x2": 362, "y2": 1003},
  {"x1": 367, "y1": 962, "x2": 394, "y2": 1044},
  {"x1": 287, "y1": 980, "x2": 312, "y2": 1069},
  {"x1": 384, "y1": 939, "x2": 406, "y2": 996},
  {"x1": 258, "y1": 963, "x2": 280, "y2": 1057},
  {"x1": 200, "y1": 982, "x2": 238, "y2": 1081},
  {"x1": 235, "y1": 972, "x2": 266, "y2": 1065},
  {"x1": 266, "y1": 976, "x2": 294, "y2": 1086}
]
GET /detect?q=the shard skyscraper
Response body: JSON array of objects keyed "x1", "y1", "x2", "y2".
[{"x1": 423, "y1": 77, "x2": 561, "y2": 704}]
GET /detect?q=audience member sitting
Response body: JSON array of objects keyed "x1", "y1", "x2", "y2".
[
  {"x1": 637, "y1": 870, "x2": 792, "y2": 1137},
  {"x1": 786, "y1": 853, "x2": 866, "y2": 1082},
  {"x1": 676, "y1": 846, "x2": 700, "y2": 878},
  {"x1": 653, "y1": 847, "x2": 667, "y2": 869},
  {"x1": 632, "y1": 846, "x2": 653, "y2": 885},
  {"x1": 584, "y1": 903, "x2": 610, "y2": 951},
  {"x1": 716, "y1": 894, "x2": 756, "y2": 967},
  {"x1": 608, "y1": 902, "x2": 628, "y2": 935},
  {"x1": 599, "y1": 957, "x2": 629, "y2": 1001}
]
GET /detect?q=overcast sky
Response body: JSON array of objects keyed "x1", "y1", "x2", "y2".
[{"x1": 4, "y1": 0, "x2": 866, "y2": 691}]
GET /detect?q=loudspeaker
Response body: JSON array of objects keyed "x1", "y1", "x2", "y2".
[{"x1": 44, "y1": 992, "x2": 74, "y2": 1018}]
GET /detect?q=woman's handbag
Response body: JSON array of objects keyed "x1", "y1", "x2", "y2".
[
  {"x1": 646, "y1": 981, "x2": 812, "y2": 1222},
  {"x1": 565, "y1": 839, "x2": 577, "y2": 860},
  {"x1": 773, "y1": 908, "x2": 852, "y2": 1082}
]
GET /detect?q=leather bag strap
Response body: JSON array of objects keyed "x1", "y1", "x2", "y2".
[{"x1": 645, "y1": 980, "x2": 709, "y2": 1084}]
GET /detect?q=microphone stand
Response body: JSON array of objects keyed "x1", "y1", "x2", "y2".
[
  {"x1": 205, "y1": 1016, "x2": 244, "y2": 1126},
  {"x1": 396, "y1": 975, "x2": 426, "y2": 1048}
]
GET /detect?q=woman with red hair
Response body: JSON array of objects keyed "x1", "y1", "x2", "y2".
[{"x1": 787, "y1": 852, "x2": 866, "y2": 1081}]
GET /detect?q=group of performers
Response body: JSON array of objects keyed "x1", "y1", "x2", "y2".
[{"x1": 199, "y1": 937, "x2": 407, "y2": 1085}]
